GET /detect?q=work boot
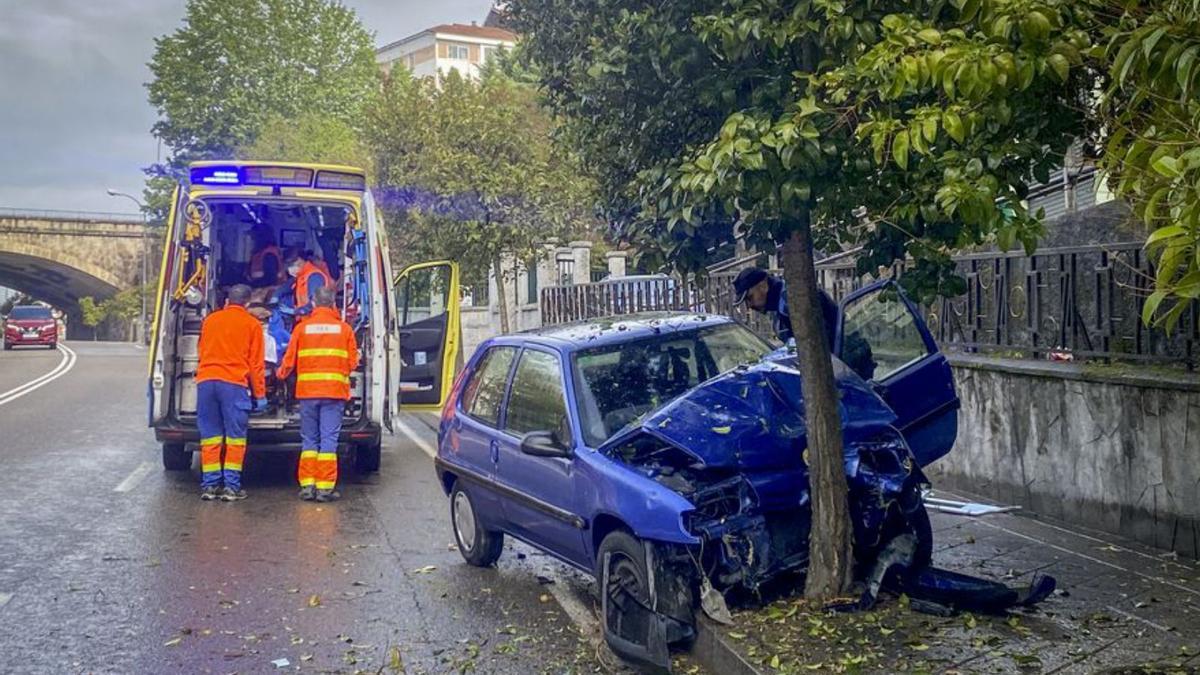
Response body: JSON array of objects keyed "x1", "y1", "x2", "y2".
[
  {"x1": 220, "y1": 487, "x2": 248, "y2": 502},
  {"x1": 315, "y1": 489, "x2": 341, "y2": 503},
  {"x1": 200, "y1": 486, "x2": 221, "y2": 501},
  {"x1": 298, "y1": 486, "x2": 317, "y2": 501}
]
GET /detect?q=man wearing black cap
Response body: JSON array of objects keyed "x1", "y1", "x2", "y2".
[{"x1": 732, "y1": 268, "x2": 839, "y2": 348}]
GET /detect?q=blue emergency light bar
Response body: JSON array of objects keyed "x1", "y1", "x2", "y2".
[{"x1": 190, "y1": 165, "x2": 366, "y2": 191}]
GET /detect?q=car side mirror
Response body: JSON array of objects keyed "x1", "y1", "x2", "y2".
[{"x1": 520, "y1": 431, "x2": 572, "y2": 459}]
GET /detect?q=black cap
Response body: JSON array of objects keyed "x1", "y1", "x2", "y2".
[{"x1": 732, "y1": 268, "x2": 769, "y2": 305}]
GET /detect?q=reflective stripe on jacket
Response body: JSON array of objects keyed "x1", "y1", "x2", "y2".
[
  {"x1": 276, "y1": 306, "x2": 359, "y2": 400},
  {"x1": 195, "y1": 304, "x2": 267, "y2": 399},
  {"x1": 295, "y1": 261, "x2": 333, "y2": 309}
]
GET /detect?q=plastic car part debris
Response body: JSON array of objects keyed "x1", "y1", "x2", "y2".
[
  {"x1": 858, "y1": 534, "x2": 917, "y2": 610},
  {"x1": 699, "y1": 576, "x2": 733, "y2": 625},
  {"x1": 895, "y1": 566, "x2": 1058, "y2": 614},
  {"x1": 924, "y1": 496, "x2": 1021, "y2": 516}
]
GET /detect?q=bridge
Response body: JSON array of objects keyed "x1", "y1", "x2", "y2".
[{"x1": 0, "y1": 208, "x2": 154, "y2": 336}]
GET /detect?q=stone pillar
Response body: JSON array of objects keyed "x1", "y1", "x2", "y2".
[
  {"x1": 536, "y1": 241, "x2": 558, "y2": 290},
  {"x1": 555, "y1": 246, "x2": 573, "y2": 285},
  {"x1": 605, "y1": 250, "x2": 628, "y2": 279},
  {"x1": 570, "y1": 240, "x2": 593, "y2": 285}
]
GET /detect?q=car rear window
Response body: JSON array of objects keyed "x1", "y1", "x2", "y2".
[
  {"x1": 460, "y1": 346, "x2": 517, "y2": 427},
  {"x1": 8, "y1": 306, "x2": 52, "y2": 321}
]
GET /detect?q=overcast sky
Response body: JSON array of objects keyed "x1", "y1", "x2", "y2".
[{"x1": 0, "y1": 0, "x2": 493, "y2": 215}]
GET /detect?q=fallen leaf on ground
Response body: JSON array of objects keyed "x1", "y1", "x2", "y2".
[
  {"x1": 308, "y1": 594, "x2": 321, "y2": 607},
  {"x1": 164, "y1": 638, "x2": 182, "y2": 647},
  {"x1": 413, "y1": 565, "x2": 437, "y2": 574}
]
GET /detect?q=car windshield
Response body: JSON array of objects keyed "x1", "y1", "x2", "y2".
[
  {"x1": 571, "y1": 322, "x2": 771, "y2": 446},
  {"x1": 8, "y1": 306, "x2": 52, "y2": 321}
]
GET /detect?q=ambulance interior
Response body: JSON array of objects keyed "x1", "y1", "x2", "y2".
[{"x1": 171, "y1": 199, "x2": 367, "y2": 429}]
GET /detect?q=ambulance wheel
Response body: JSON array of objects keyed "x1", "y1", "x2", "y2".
[
  {"x1": 162, "y1": 443, "x2": 192, "y2": 471},
  {"x1": 354, "y1": 442, "x2": 381, "y2": 473}
]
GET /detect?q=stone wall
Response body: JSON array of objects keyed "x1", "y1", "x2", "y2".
[{"x1": 927, "y1": 355, "x2": 1200, "y2": 557}]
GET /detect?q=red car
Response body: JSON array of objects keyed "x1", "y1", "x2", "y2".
[{"x1": 3, "y1": 305, "x2": 58, "y2": 350}]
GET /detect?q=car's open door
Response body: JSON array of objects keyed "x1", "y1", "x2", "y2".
[
  {"x1": 147, "y1": 184, "x2": 187, "y2": 427},
  {"x1": 394, "y1": 261, "x2": 460, "y2": 411},
  {"x1": 834, "y1": 280, "x2": 959, "y2": 466}
]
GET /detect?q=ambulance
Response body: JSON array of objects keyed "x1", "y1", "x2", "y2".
[{"x1": 148, "y1": 161, "x2": 461, "y2": 473}]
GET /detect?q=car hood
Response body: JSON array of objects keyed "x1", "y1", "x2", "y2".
[{"x1": 598, "y1": 357, "x2": 897, "y2": 471}]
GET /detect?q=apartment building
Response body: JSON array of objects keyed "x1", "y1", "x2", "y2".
[{"x1": 376, "y1": 23, "x2": 517, "y2": 81}]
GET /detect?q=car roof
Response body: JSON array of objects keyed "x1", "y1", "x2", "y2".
[{"x1": 485, "y1": 312, "x2": 737, "y2": 353}]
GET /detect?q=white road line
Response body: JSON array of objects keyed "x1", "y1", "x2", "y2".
[
  {"x1": 114, "y1": 461, "x2": 156, "y2": 493},
  {"x1": 1103, "y1": 604, "x2": 1174, "y2": 634},
  {"x1": 395, "y1": 417, "x2": 437, "y2": 459},
  {"x1": 0, "y1": 344, "x2": 77, "y2": 407},
  {"x1": 977, "y1": 519, "x2": 1200, "y2": 600}
]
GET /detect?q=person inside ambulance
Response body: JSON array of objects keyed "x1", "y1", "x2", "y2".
[
  {"x1": 283, "y1": 249, "x2": 334, "y2": 318},
  {"x1": 246, "y1": 225, "x2": 283, "y2": 288}
]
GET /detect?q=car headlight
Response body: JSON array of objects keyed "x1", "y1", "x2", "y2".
[{"x1": 853, "y1": 429, "x2": 911, "y2": 474}]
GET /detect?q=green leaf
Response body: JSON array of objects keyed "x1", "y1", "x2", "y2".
[
  {"x1": 1152, "y1": 156, "x2": 1181, "y2": 178},
  {"x1": 1047, "y1": 54, "x2": 1070, "y2": 83},
  {"x1": 1146, "y1": 225, "x2": 1187, "y2": 247},
  {"x1": 944, "y1": 111, "x2": 965, "y2": 143},
  {"x1": 922, "y1": 116, "x2": 938, "y2": 143},
  {"x1": 917, "y1": 28, "x2": 942, "y2": 45},
  {"x1": 1178, "y1": 45, "x2": 1199, "y2": 98},
  {"x1": 1142, "y1": 290, "x2": 1168, "y2": 326},
  {"x1": 893, "y1": 130, "x2": 910, "y2": 170}
]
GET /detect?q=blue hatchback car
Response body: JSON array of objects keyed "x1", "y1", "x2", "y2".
[{"x1": 434, "y1": 280, "x2": 959, "y2": 668}]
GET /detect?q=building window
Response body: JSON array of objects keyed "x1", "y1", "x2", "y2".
[{"x1": 447, "y1": 44, "x2": 469, "y2": 60}]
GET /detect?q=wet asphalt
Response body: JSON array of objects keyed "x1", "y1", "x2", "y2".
[{"x1": 0, "y1": 342, "x2": 620, "y2": 675}]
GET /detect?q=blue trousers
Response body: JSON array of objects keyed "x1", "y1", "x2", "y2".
[
  {"x1": 196, "y1": 380, "x2": 251, "y2": 490},
  {"x1": 298, "y1": 399, "x2": 344, "y2": 490}
]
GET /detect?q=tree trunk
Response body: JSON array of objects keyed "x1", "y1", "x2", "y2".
[
  {"x1": 492, "y1": 255, "x2": 511, "y2": 334},
  {"x1": 781, "y1": 219, "x2": 855, "y2": 599}
]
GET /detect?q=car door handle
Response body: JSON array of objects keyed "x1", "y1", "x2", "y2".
[{"x1": 489, "y1": 440, "x2": 500, "y2": 464}]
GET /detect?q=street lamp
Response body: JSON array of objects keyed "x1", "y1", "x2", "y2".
[{"x1": 106, "y1": 189, "x2": 149, "y2": 344}]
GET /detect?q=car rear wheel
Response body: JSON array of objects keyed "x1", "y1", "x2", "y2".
[
  {"x1": 3, "y1": 342, "x2": 10, "y2": 351},
  {"x1": 162, "y1": 443, "x2": 191, "y2": 471},
  {"x1": 48, "y1": 342, "x2": 56, "y2": 350},
  {"x1": 354, "y1": 442, "x2": 381, "y2": 473},
  {"x1": 450, "y1": 483, "x2": 502, "y2": 566}
]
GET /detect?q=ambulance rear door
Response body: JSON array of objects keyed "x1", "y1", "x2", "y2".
[{"x1": 147, "y1": 184, "x2": 187, "y2": 426}]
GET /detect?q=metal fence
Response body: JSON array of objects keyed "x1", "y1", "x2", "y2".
[
  {"x1": 0, "y1": 207, "x2": 145, "y2": 224},
  {"x1": 541, "y1": 242, "x2": 1199, "y2": 369}
]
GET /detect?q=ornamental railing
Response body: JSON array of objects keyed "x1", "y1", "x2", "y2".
[{"x1": 541, "y1": 242, "x2": 1198, "y2": 369}]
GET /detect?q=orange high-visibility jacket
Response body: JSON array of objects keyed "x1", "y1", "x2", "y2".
[
  {"x1": 249, "y1": 245, "x2": 284, "y2": 284},
  {"x1": 277, "y1": 306, "x2": 359, "y2": 400},
  {"x1": 196, "y1": 304, "x2": 267, "y2": 399},
  {"x1": 295, "y1": 261, "x2": 333, "y2": 308}
]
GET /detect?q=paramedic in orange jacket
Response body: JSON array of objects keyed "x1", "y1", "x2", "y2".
[
  {"x1": 195, "y1": 284, "x2": 267, "y2": 501},
  {"x1": 277, "y1": 286, "x2": 358, "y2": 502},
  {"x1": 284, "y1": 250, "x2": 334, "y2": 318}
]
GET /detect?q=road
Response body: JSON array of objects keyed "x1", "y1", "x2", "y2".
[{"x1": 0, "y1": 343, "x2": 628, "y2": 675}]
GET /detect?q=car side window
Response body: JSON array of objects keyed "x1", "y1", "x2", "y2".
[
  {"x1": 461, "y1": 346, "x2": 517, "y2": 427},
  {"x1": 504, "y1": 349, "x2": 571, "y2": 443},
  {"x1": 841, "y1": 290, "x2": 930, "y2": 381}
]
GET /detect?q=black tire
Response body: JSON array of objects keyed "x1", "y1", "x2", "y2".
[
  {"x1": 162, "y1": 443, "x2": 191, "y2": 471},
  {"x1": 597, "y1": 530, "x2": 653, "y2": 645},
  {"x1": 2, "y1": 342, "x2": 10, "y2": 351},
  {"x1": 450, "y1": 483, "x2": 503, "y2": 566},
  {"x1": 48, "y1": 343, "x2": 56, "y2": 350},
  {"x1": 354, "y1": 442, "x2": 381, "y2": 473}
]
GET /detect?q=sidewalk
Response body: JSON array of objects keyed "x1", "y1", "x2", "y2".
[{"x1": 707, "y1": 488, "x2": 1200, "y2": 674}]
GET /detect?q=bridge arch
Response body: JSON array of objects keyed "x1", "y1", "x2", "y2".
[{"x1": 0, "y1": 243, "x2": 123, "y2": 337}]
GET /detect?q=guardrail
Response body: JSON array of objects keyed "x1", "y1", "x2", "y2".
[
  {"x1": 0, "y1": 207, "x2": 145, "y2": 224},
  {"x1": 541, "y1": 242, "x2": 1199, "y2": 369}
]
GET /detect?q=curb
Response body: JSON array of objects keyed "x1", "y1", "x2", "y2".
[{"x1": 690, "y1": 616, "x2": 763, "y2": 675}]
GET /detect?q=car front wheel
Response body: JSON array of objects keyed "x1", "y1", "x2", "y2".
[
  {"x1": 354, "y1": 442, "x2": 381, "y2": 473},
  {"x1": 450, "y1": 483, "x2": 502, "y2": 566}
]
